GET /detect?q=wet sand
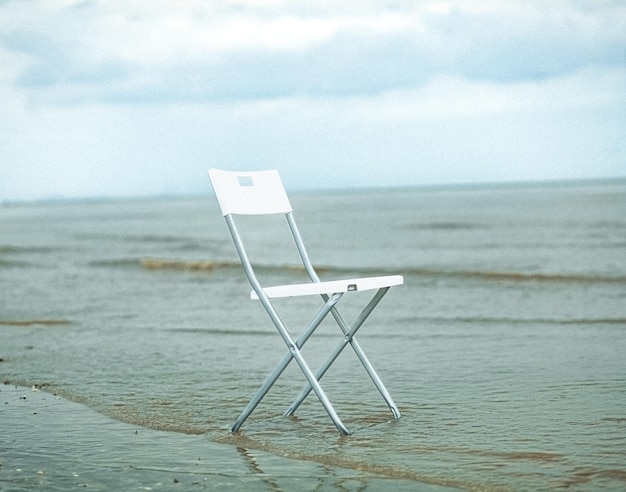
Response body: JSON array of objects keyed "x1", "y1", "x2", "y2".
[{"x1": 1, "y1": 384, "x2": 461, "y2": 491}]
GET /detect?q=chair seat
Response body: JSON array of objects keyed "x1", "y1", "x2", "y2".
[{"x1": 251, "y1": 275, "x2": 404, "y2": 300}]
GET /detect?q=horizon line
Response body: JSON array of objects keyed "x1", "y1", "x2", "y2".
[{"x1": 2, "y1": 175, "x2": 625, "y2": 207}]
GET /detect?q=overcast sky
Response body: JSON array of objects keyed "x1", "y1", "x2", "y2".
[{"x1": 1, "y1": 0, "x2": 625, "y2": 201}]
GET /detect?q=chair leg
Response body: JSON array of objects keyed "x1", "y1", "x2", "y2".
[
  {"x1": 284, "y1": 323, "x2": 359, "y2": 417},
  {"x1": 345, "y1": 336, "x2": 401, "y2": 419},
  {"x1": 285, "y1": 287, "x2": 401, "y2": 420},
  {"x1": 232, "y1": 292, "x2": 350, "y2": 434},
  {"x1": 329, "y1": 289, "x2": 401, "y2": 419},
  {"x1": 288, "y1": 339, "x2": 350, "y2": 435}
]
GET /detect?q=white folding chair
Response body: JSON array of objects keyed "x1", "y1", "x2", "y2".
[{"x1": 208, "y1": 169, "x2": 403, "y2": 435}]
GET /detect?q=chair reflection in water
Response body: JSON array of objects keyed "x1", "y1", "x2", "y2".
[{"x1": 208, "y1": 169, "x2": 403, "y2": 435}]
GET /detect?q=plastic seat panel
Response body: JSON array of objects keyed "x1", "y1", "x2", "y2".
[{"x1": 251, "y1": 275, "x2": 404, "y2": 299}]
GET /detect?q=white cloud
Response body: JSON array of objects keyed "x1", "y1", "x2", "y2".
[
  {"x1": 2, "y1": 0, "x2": 624, "y2": 103},
  {"x1": 0, "y1": 0, "x2": 624, "y2": 201},
  {"x1": 358, "y1": 66, "x2": 626, "y2": 121}
]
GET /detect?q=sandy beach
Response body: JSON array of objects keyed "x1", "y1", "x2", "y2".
[{"x1": 1, "y1": 384, "x2": 460, "y2": 491}]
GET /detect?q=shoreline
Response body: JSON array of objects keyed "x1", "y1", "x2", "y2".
[{"x1": 1, "y1": 384, "x2": 460, "y2": 491}]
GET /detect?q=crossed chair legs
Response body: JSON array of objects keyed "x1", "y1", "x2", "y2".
[{"x1": 231, "y1": 287, "x2": 401, "y2": 435}]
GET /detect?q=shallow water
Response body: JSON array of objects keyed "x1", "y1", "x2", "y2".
[
  {"x1": 1, "y1": 181, "x2": 626, "y2": 490},
  {"x1": 2, "y1": 385, "x2": 453, "y2": 491}
]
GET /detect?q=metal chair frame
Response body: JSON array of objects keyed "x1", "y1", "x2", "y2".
[{"x1": 208, "y1": 169, "x2": 403, "y2": 435}]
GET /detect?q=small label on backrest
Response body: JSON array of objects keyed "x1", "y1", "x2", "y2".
[{"x1": 237, "y1": 176, "x2": 254, "y2": 187}]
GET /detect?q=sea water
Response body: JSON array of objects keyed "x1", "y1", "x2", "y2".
[{"x1": 1, "y1": 181, "x2": 625, "y2": 490}]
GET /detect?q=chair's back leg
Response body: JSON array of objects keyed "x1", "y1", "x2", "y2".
[
  {"x1": 286, "y1": 213, "x2": 321, "y2": 283},
  {"x1": 285, "y1": 212, "x2": 401, "y2": 420},
  {"x1": 255, "y1": 291, "x2": 351, "y2": 434},
  {"x1": 328, "y1": 296, "x2": 401, "y2": 420},
  {"x1": 232, "y1": 292, "x2": 346, "y2": 433},
  {"x1": 285, "y1": 287, "x2": 401, "y2": 419}
]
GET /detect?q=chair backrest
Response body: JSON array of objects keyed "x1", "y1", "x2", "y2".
[
  {"x1": 208, "y1": 168, "x2": 320, "y2": 288},
  {"x1": 208, "y1": 169, "x2": 292, "y2": 216}
]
